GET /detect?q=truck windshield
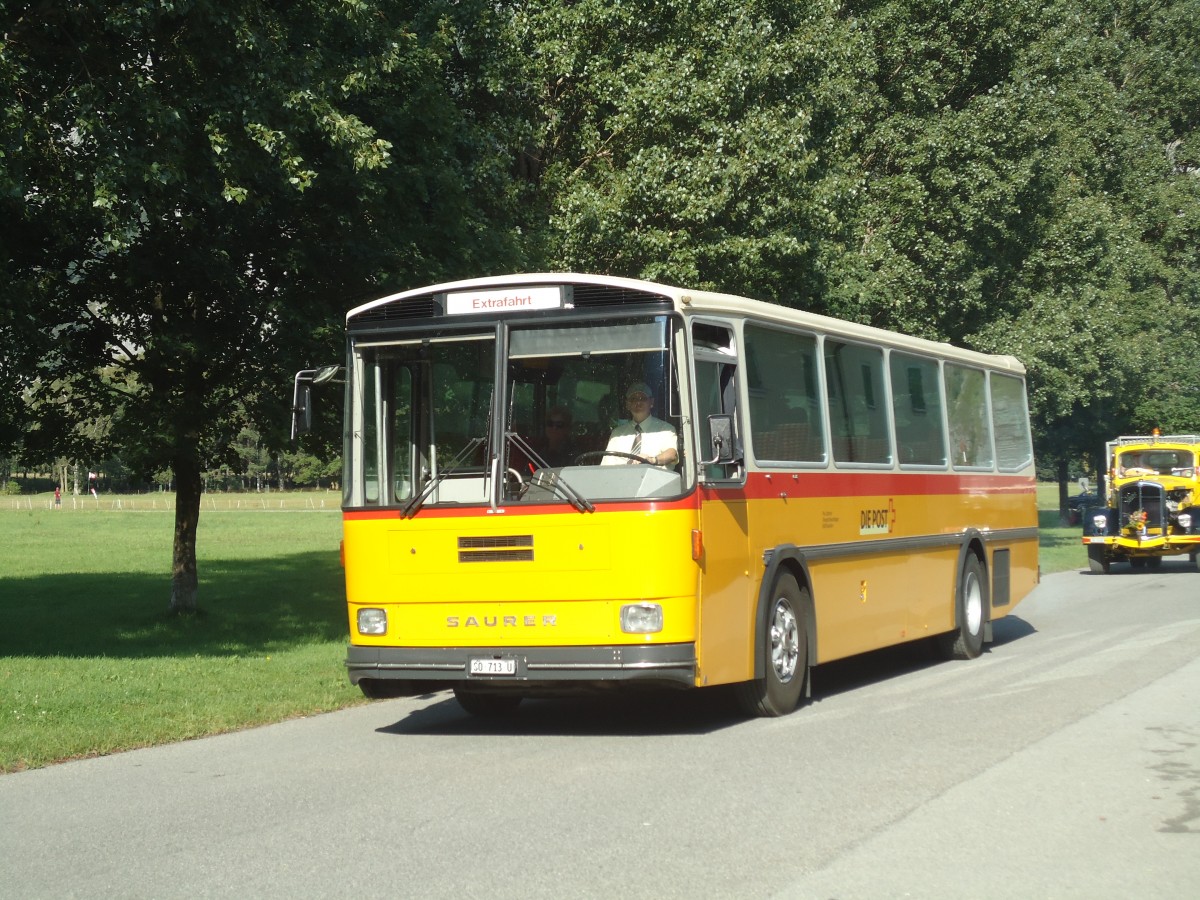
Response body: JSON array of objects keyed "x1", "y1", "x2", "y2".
[{"x1": 1116, "y1": 450, "x2": 1195, "y2": 478}]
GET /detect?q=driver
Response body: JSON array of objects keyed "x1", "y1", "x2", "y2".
[{"x1": 603, "y1": 382, "x2": 678, "y2": 467}]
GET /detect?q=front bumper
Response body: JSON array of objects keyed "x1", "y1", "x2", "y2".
[
  {"x1": 346, "y1": 642, "x2": 697, "y2": 689},
  {"x1": 1082, "y1": 534, "x2": 1200, "y2": 556}
]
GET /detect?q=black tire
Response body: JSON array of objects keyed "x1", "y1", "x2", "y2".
[
  {"x1": 1130, "y1": 557, "x2": 1147, "y2": 569},
  {"x1": 1087, "y1": 545, "x2": 1111, "y2": 574},
  {"x1": 1191, "y1": 551, "x2": 1200, "y2": 572},
  {"x1": 453, "y1": 687, "x2": 523, "y2": 717},
  {"x1": 358, "y1": 679, "x2": 410, "y2": 700},
  {"x1": 937, "y1": 553, "x2": 987, "y2": 660},
  {"x1": 734, "y1": 574, "x2": 808, "y2": 717},
  {"x1": 1147, "y1": 556, "x2": 1163, "y2": 570}
]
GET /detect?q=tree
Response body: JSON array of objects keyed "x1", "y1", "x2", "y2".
[
  {"x1": 514, "y1": 0, "x2": 874, "y2": 304},
  {"x1": 1, "y1": 1, "x2": 531, "y2": 611},
  {"x1": 967, "y1": 0, "x2": 1200, "y2": 504},
  {"x1": 515, "y1": 0, "x2": 1200, "y2": 512}
]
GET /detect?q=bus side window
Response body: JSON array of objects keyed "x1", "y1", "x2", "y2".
[
  {"x1": 693, "y1": 323, "x2": 741, "y2": 481},
  {"x1": 890, "y1": 352, "x2": 947, "y2": 467},
  {"x1": 745, "y1": 324, "x2": 823, "y2": 464},
  {"x1": 945, "y1": 363, "x2": 994, "y2": 469}
]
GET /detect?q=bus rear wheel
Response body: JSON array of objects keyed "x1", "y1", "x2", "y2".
[
  {"x1": 937, "y1": 553, "x2": 986, "y2": 660},
  {"x1": 735, "y1": 574, "x2": 808, "y2": 718},
  {"x1": 453, "y1": 687, "x2": 523, "y2": 717}
]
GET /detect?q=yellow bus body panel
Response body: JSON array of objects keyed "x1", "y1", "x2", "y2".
[
  {"x1": 344, "y1": 476, "x2": 1037, "y2": 688},
  {"x1": 345, "y1": 508, "x2": 699, "y2": 649},
  {"x1": 734, "y1": 477, "x2": 1038, "y2": 667}
]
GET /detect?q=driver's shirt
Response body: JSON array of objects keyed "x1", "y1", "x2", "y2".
[{"x1": 603, "y1": 415, "x2": 677, "y2": 465}]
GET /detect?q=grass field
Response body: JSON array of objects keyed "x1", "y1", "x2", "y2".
[
  {"x1": 1, "y1": 486, "x2": 1084, "y2": 772},
  {"x1": 0, "y1": 492, "x2": 361, "y2": 772}
]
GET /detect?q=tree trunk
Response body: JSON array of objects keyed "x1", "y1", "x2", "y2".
[
  {"x1": 1057, "y1": 457, "x2": 1071, "y2": 526},
  {"x1": 168, "y1": 454, "x2": 203, "y2": 615}
]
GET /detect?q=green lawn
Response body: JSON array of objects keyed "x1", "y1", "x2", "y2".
[
  {"x1": 1036, "y1": 482, "x2": 1086, "y2": 578},
  {"x1": 1, "y1": 485, "x2": 1083, "y2": 772},
  {"x1": 0, "y1": 494, "x2": 362, "y2": 772}
]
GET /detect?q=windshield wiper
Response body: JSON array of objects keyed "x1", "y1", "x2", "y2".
[
  {"x1": 506, "y1": 431, "x2": 594, "y2": 513},
  {"x1": 400, "y1": 436, "x2": 486, "y2": 518}
]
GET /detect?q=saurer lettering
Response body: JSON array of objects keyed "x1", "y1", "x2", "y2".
[{"x1": 447, "y1": 614, "x2": 558, "y2": 628}]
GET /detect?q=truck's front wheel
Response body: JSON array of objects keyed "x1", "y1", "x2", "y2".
[{"x1": 1087, "y1": 545, "x2": 1111, "y2": 574}]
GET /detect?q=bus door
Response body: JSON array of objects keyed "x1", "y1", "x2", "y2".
[{"x1": 692, "y1": 322, "x2": 754, "y2": 686}]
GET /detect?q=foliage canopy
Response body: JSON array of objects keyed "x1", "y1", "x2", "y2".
[{"x1": 3, "y1": 0, "x2": 1198, "y2": 601}]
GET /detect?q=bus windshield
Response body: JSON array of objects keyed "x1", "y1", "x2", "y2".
[{"x1": 345, "y1": 314, "x2": 691, "y2": 510}]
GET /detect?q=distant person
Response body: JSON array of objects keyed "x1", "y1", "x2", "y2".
[
  {"x1": 54, "y1": 485, "x2": 61, "y2": 508},
  {"x1": 604, "y1": 382, "x2": 678, "y2": 466},
  {"x1": 535, "y1": 405, "x2": 578, "y2": 467},
  {"x1": 88, "y1": 472, "x2": 98, "y2": 498}
]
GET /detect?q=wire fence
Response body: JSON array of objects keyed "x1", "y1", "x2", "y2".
[{"x1": 4, "y1": 492, "x2": 341, "y2": 512}]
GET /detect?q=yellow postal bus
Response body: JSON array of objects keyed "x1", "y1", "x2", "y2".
[{"x1": 311, "y1": 273, "x2": 1038, "y2": 716}]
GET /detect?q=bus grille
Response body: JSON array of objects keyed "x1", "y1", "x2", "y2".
[
  {"x1": 458, "y1": 535, "x2": 534, "y2": 563},
  {"x1": 350, "y1": 295, "x2": 439, "y2": 322},
  {"x1": 571, "y1": 284, "x2": 671, "y2": 309}
]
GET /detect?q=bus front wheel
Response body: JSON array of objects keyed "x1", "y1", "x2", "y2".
[
  {"x1": 735, "y1": 574, "x2": 808, "y2": 718},
  {"x1": 937, "y1": 553, "x2": 987, "y2": 660}
]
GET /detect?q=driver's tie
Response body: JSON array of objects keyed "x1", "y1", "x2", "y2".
[{"x1": 630, "y1": 424, "x2": 642, "y2": 463}]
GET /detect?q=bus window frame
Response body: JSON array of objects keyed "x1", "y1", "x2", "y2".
[
  {"x1": 823, "y1": 335, "x2": 895, "y2": 469},
  {"x1": 888, "y1": 348, "x2": 951, "y2": 471},
  {"x1": 743, "y1": 321, "x2": 829, "y2": 469}
]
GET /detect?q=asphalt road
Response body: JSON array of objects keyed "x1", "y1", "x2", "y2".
[{"x1": 3, "y1": 562, "x2": 1198, "y2": 899}]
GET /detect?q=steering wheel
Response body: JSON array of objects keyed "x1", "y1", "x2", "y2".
[{"x1": 573, "y1": 450, "x2": 648, "y2": 466}]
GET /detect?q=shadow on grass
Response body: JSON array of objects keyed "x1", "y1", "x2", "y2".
[
  {"x1": 1038, "y1": 508, "x2": 1081, "y2": 547},
  {"x1": 0, "y1": 551, "x2": 347, "y2": 659}
]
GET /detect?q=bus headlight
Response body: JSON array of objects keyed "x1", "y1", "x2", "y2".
[
  {"x1": 1092, "y1": 514, "x2": 1108, "y2": 533},
  {"x1": 357, "y1": 608, "x2": 388, "y2": 635},
  {"x1": 1178, "y1": 513, "x2": 1193, "y2": 530},
  {"x1": 621, "y1": 603, "x2": 663, "y2": 634}
]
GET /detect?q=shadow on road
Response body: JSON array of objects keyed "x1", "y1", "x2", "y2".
[{"x1": 375, "y1": 615, "x2": 1043, "y2": 738}]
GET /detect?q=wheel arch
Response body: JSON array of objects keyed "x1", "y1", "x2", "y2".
[
  {"x1": 955, "y1": 530, "x2": 991, "y2": 636},
  {"x1": 755, "y1": 545, "x2": 817, "y2": 691}
]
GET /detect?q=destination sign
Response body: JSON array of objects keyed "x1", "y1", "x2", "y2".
[{"x1": 445, "y1": 286, "x2": 563, "y2": 316}]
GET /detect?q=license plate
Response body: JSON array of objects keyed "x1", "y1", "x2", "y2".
[{"x1": 469, "y1": 657, "x2": 516, "y2": 676}]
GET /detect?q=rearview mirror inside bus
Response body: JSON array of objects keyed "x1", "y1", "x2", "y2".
[{"x1": 705, "y1": 414, "x2": 736, "y2": 464}]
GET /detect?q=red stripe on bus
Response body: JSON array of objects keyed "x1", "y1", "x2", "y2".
[
  {"x1": 707, "y1": 470, "x2": 1035, "y2": 501},
  {"x1": 342, "y1": 494, "x2": 699, "y2": 521}
]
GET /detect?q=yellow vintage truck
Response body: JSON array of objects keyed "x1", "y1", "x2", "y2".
[{"x1": 1082, "y1": 432, "x2": 1200, "y2": 573}]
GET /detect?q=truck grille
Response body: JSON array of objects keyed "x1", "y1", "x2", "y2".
[{"x1": 1119, "y1": 481, "x2": 1167, "y2": 530}]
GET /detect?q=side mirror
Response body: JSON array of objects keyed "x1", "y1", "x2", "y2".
[
  {"x1": 290, "y1": 365, "x2": 342, "y2": 439},
  {"x1": 702, "y1": 414, "x2": 737, "y2": 465},
  {"x1": 313, "y1": 365, "x2": 343, "y2": 385},
  {"x1": 291, "y1": 381, "x2": 313, "y2": 440}
]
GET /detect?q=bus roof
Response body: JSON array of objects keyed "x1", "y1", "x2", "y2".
[{"x1": 348, "y1": 272, "x2": 1026, "y2": 375}]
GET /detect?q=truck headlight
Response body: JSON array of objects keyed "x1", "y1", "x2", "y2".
[
  {"x1": 1092, "y1": 514, "x2": 1108, "y2": 533},
  {"x1": 357, "y1": 608, "x2": 387, "y2": 635},
  {"x1": 1178, "y1": 513, "x2": 1193, "y2": 530},
  {"x1": 621, "y1": 603, "x2": 663, "y2": 634}
]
